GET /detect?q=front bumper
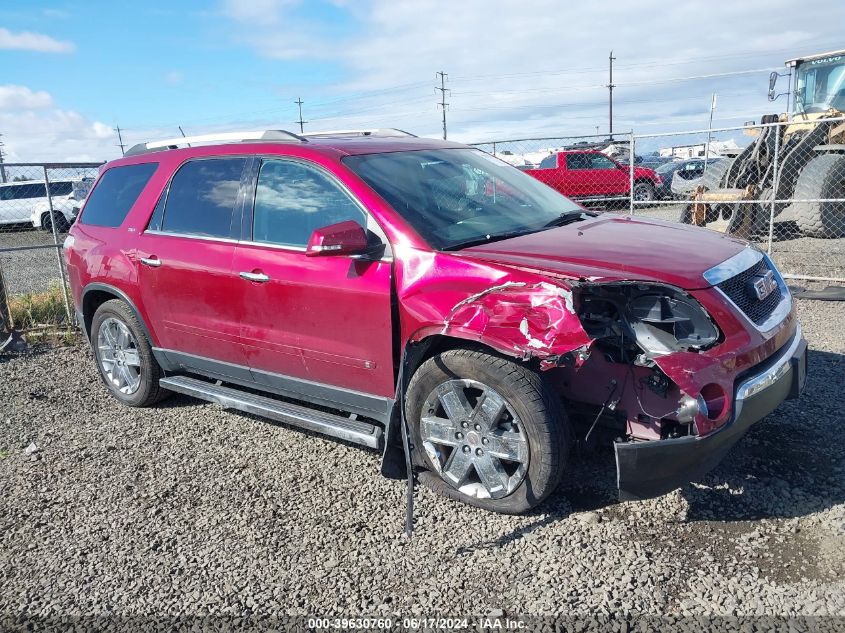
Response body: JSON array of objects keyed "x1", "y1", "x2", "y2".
[{"x1": 615, "y1": 324, "x2": 808, "y2": 501}]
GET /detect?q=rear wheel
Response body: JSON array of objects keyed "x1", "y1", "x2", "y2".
[
  {"x1": 792, "y1": 153, "x2": 845, "y2": 238},
  {"x1": 92, "y1": 299, "x2": 169, "y2": 407},
  {"x1": 406, "y1": 348, "x2": 569, "y2": 514}
]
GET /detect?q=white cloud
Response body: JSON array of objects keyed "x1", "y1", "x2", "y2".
[
  {"x1": 165, "y1": 70, "x2": 184, "y2": 86},
  {"x1": 218, "y1": 0, "x2": 843, "y2": 141},
  {"x1": 0, "y1": 85, "x2": 54, "y2": 110},
  {"x1": 0, "y1": 27, "x2": 75, "y2": 53}
]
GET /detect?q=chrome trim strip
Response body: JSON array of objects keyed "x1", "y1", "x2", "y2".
[
  {"x1": 143, "y1": 229, "x2": 240, "y2": 244},
  {"x1": 736, "y1": 323, "x2": 803, "y2": 403},
  {"x1": 702, "y1": 247, "x2": 763, "y2": 286}
]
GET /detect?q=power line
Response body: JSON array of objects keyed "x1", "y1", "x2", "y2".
[
  {"x1": 295, "y1": 98, "x2": 307, "y2": 133},
  {"x1": 435, "y1": 71, "x2": 449, "y2": 140},
  {"x1": 114, "y1": 125, "x2": 126, "y2": 156}
]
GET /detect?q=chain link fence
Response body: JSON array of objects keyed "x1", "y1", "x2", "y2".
[
  {"x1": 473, "y1": 116, "x2": 845, "y2": 283},
  {"x1": 0, "y1": 163, "x2": 101, "y2": 333}
]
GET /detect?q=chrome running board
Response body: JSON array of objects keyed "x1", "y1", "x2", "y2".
[{"x1": 160, "y1": 375, "x2": 383, "y2": 449}]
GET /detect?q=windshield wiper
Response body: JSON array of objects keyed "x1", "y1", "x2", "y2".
[
  {"x1": 443, "y1": 230, "x2": 532, "y2": 251},
  {"x1": 542, "y1": 210, "x2": 594, "y2": 228}
]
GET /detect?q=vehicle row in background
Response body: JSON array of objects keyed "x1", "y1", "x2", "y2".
[{"x1": 0, "y1": 177, "x2": 95, "y2": 231}]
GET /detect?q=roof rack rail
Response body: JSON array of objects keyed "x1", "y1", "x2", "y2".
[
  {"x1": 124, "y1": 129, "x2": 306, "y2": 157},
  {"x1": 301, "y1": 128, "x2": 417, "y2": 138}
]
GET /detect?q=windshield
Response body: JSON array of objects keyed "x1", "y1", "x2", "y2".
[
  {"x1": 344, "y1": 148, "x2": 584, "y2": 250},
  {"x1": 795, "y1": 55, "x2": 845, "y2": 113},
  {"x1": 655, "y1": 161, "x2": 681, "y2": 175}
]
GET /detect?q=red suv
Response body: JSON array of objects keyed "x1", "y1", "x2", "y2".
[
  {"x1": 64, "y1": 129, "x2": 806, "y2": 513},
  {"x1": 528, "y1": 149, "x2": 662, "y2": 205}
]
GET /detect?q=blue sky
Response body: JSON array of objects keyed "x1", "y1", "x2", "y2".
[{"x1": 1, "y1": 0, "x2": 843, "y2": 161}]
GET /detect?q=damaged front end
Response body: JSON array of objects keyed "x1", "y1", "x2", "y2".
[{"x1": 558, "y1": 281, "x2": 806, "y2": 501}]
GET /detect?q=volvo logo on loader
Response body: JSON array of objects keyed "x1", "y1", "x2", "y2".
[{"x1": 748, "y1": 270, "x2": 778, "y2": 301}]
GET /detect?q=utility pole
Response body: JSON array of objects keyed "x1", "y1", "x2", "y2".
[
  {"x1": 114, "y1": 125, "x2": 126, "y2": 156},
  {"x1": 0, "y1": 134, "x2": 7, "y2": 183},
  {"x1": 295, "y1": 98, "x2": 306, "y2": 133},
  {"x1": 436, "y1": 71, "x2": 449, "y2": 140},
  {"x1": 607, "y1": 51, "x2": 616, "y2": 140}
]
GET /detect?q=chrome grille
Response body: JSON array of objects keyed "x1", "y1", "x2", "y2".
[{"x1": 716, "y1": 258, "x2": 783, "y2": 326}]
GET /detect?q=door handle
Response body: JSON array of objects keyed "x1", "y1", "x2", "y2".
[
  {"x1": 140, "y1": 256, "x2": 161, "y2": 267},
  {"x1": 239, "y1": 271, "x2": 270, "y2": 283}
]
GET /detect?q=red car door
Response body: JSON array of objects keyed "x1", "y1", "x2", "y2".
[
  {"x1": 232, "y1": 157, "x2": 395, "y2": 399},
  {"x1": 135, "y1": 157, "x2": 249, "y2": 373},
  {"x1": 586, "y1": 153, "x2": 628, "y2": 199}
]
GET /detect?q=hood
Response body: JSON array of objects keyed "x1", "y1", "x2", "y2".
[
  {"x1": 459, "y1": 214, "x2": 749, "y2": 290},
  {"x1": 633, "y1": 166, "x2": 658, "y2": 179}
]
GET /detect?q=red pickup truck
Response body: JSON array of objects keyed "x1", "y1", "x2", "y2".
[{"x1": 527, "y1": 149, "x2": 661, "y2": 204}]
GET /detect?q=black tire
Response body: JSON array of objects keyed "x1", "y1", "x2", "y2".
[
  {"x1": 632, "y1": 181, "x2": 655, "y2": 203},
  {"x1": 792, "y1": 153, "x2": 845, "y2": 238},
  {"x1": 700, "y1": 157, "x2": 734, "y2": 191},
  {"x1": 40, "y1": 211, "x2": 69, "y2": 233},
  {"x1": 91, "y1": 299, "x2": 169, "y2": 407},
  {"x1": 406, "y1": 348, "x2": 569, "y2": 514}
]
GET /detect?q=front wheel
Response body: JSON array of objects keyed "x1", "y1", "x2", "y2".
[
  {"x1": 406, "y1": 348, "x2": 569, "y2": 514},
  {"x1": 632, "y1": 181, "x2": 655, "y2": 203}
]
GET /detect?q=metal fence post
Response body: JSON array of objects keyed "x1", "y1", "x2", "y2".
[
  {"x1": 42, "y1": 166, "x2": 73, "y2": 324},
  {"x1": 629, "y1": 130, "x2": 636, "y2": 215},
  {"x1": 766, "y1": 122, "x2": 781, "y2": 256},
  {"x1": 0, "y1": 261, "x2": 11, "y2": 332}
]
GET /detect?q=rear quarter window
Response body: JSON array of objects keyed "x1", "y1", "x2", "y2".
[{"x1": 80, "y1": 163, "x2": 158, "y2": 228}]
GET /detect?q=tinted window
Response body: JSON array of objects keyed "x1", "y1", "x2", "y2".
[
  {"x1": 252, "y1": 159, "x2": 366, "y2": 248},
  {"x1": 589, "y1": 154, "x2": 617, "y2": 169},
  {"x1": 538, "y1": 154, "x2": 557, "y2": 169},
  {"x1": 81, "y1": 163, "x2": 158, "y2": 228},
  {"x1": 161, "y1": 158, "x2": 245, "y2": 238},
  {"x1": 565, "y1": 154, "x2": 590, "y2": 170},
  {"x1": 0, "y1": 183, "x2": 47, "y2": 200},
  {"x1": 48, "y1": 181, "x2": 73, "y2": 197}
]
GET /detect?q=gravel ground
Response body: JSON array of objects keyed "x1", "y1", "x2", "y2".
[{"x1": 1, "y1": 297, "x2": 844, "y2": 629}]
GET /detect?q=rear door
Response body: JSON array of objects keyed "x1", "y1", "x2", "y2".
[
  {"x1": 135, "y1": 157, "x2": 250, "y2": 374},
  {"x1": 232, "y1": 157, "x2": 395, "y2": 399}
]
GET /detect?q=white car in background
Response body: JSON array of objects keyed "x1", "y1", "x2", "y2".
[{"x1": 0, "y1": 178, "x2": 93, "y2": 231}]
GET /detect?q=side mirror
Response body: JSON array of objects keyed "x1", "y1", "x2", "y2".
[
  {"x1": 305, "y1": 220, "x2": 369, "y2": 257},
  {"x1": 768, "y1": 71, "x2": 778, "y2": 101}
]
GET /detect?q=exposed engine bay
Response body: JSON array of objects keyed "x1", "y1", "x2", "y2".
[{"x1": 553, "y1": 283, "x2": 724, "y2": 445}]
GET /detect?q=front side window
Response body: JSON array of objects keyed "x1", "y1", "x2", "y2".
[
  {"x1": 345, "y1": 148, "x2": 583, "y2": 251},
  {"x1": 81, "y1": 163, "x2": 158, "y2": 228},
  {"x1": 589, "y1": 154, "x2": 618, "y2": 169},
  {"x1": 160, "y1": 158, "x2": 246, "y2": 239},
  {"x1": 251, "y1": 159, "x2": 366, "y2": 248},
  {"x1": 48, "y1": 181, "x2": 74, "y2": 197},
  {"x1": 565, "y1": 154, "x2": 590, "y2": 170}
]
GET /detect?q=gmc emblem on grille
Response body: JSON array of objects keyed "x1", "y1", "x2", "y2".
[{"x1": 747, "y1": 269, "x2": 777, "y2": 301}]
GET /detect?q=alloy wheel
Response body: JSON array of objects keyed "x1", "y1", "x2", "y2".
[
  {"x1": 97, "y1": 317, "x2": 142, "y2": 395},
  {"x1": 420, "y1": 379, "x2": 529, "y2": 499}
]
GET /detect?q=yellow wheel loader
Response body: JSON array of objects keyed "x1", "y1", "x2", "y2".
[{"x1": 681, "y1": 49, "x2": 845, "y2": 239}]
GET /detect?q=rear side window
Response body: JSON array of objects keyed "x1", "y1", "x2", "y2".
[
  {"x1": 81, "y1": 163, "x2": 158, "y2": 228},
  {"x1": 538, "y1": 154, "x2": 557, "y2": 169},
  {"x1": 160, "y1": 158, "x2": 246, "y2": 239}
]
